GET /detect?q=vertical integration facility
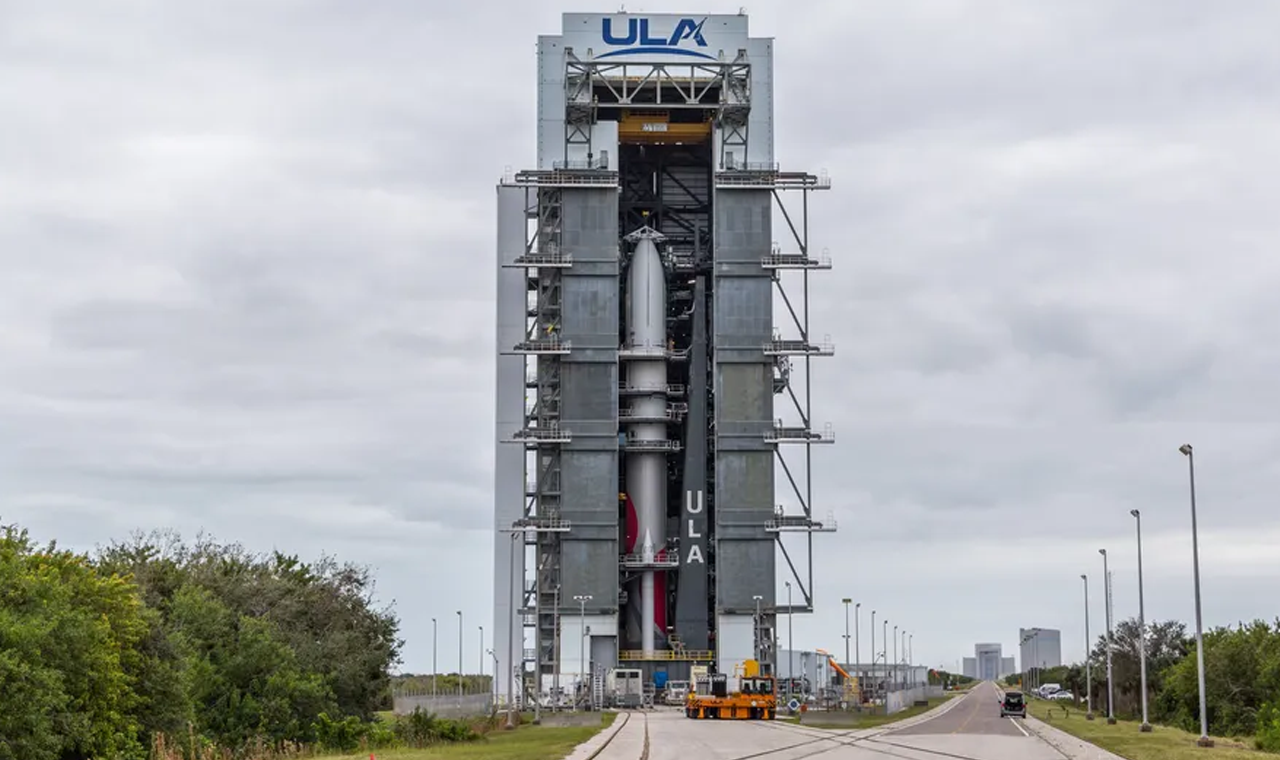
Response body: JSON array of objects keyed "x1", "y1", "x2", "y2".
[
  {"x1": 493, "y1": 11, "x2": 835, "y2": 706},
  {"x1": 963, "y1": 643, "x2": 1015, "y2": 681}
]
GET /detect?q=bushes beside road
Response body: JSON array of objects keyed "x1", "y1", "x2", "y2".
[
  {"x1": 1, "y1": 520, "x2": 403, "y2": 759},
  {"x1": 1012, "y1": 617, "x2": 1280, "y2": 752}
]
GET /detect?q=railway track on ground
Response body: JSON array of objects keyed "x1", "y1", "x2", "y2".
[
  {"x1": 584, "y1": 710, "x2": 650, "y2": 760},
  {"x1": 717, "y1": 712, "x2": 1065, "y2": 760}
]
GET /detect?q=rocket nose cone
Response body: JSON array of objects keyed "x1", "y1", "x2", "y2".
[{"x1": 633, "y1": 237, "x2": 659, "y2": 258}]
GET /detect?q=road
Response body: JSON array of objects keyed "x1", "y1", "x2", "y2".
[{"x1": 577, "y1": 682, "x2": 1070, "y2": 760}]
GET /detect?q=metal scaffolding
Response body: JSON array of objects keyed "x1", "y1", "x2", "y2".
[{"x1": 722, "y1": 168, "x2": 837, "y2": 614}]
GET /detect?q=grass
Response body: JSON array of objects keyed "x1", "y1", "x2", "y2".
[
  {"x1": 331, "y1": 713, "x2": 616, "y2": 760},
  {"x1": 1027, "y1": 699, "x2": 1270, "y2": 759}
]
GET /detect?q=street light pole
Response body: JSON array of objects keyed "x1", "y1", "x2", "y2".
[
  {"x1": 786, "y1": 582, "x2": 793, "y2": 694},
  {"x1": 882, "y1": 619, "x2": 888, "y2": 692},
  {"x1": 1082, "y1": 574, "x2": 1094, "y2": 720},
  {"x1": 842, "y1": 598, "x2": 852, "y2": 672},
  {"x1": 1132, "y1": 509, "x2": 1151, "y2": 732},
  {"x1": 1180, "y1": 443, "x2": 1214, "y2": 747},
  {"x1": 1099, "y1": 549, "x2": 1115, "y2": 724},
  {"x1": 457, "y1": 610, "x2": 464, "y2": 701},
  {"x1": 870, "y1": 609, "x2": 876, "y2": 707},
  {"x1": 432, "y1": 617, "x2": 438, "y2": 698},
  {"x1": 505, "y1": 532, "x2": 518, "y2": 728},
  {"x1": 855, "y1": 603, "x2": 862, "y2": 690},
  {"x1": 479, "y1": 625, "x2": 485, "y2": 682},
  {"x1": 893, "y1": 625, "x2": 898, "y2": 690},
  {"x1": 754, "y1": 595, "x2": 764, "y2": 663},
  {"x1": 909, "y1": 634, "x2": 913, "y2": 687},
  {"x1": 573, "y1": 594, "x2": 592, "y2": 712},
  {"x1": 552, "y1": 585, "x2": 561, "y2": 712}
]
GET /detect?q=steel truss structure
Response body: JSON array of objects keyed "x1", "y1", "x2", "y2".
[
  {"x1": 497, "y1": 15, "x2": 836, "y2": 703},
  {"x1": 756, "y1": 179, "x2": 836, "y2": 615}
]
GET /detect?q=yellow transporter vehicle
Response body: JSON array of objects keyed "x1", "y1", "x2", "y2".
[{"x1": 685, "y1": 660, "x2": 777, "y2": 720}]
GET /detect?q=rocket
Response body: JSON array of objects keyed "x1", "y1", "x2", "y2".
[{"x1": 623, "y1": 226, "x2": 668, "y2": 655}]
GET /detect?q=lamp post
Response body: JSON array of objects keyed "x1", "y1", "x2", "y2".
[
  {"x1": 786, "y1": 581, "x2": 793, "y2": 693},
  {"x1": 870, "y1": 609, "x2": 876, "y2": 706},
  {"x1": 842, "y1": 598, "x2": 852, "y2": 673},
  {"x1": 892, "y1": 625, "x2": 898, "y2": 689},
  {"x1": 1131, "y1": 509, "x2": 1151, "y2": 732},
  {"x1": 1099, "y1": 549, "x2": 1115, "y2": 724},
  {"x1": 1082, "y1": 574, "x2": 1094, "y2": 720},
  {"x1": 754, "y1": 595, "x2": 764, "y2": 662},
  {"x1": 882, "y1": 619, "x2": 888, "y2": 691},
  {"x1": 479, "y1": 625, "x2": 485, "y2": 682},
  {"x1": 908, "y1": 634, "x2": 914, "y2": 687},
  {"x1": 573, "y1": 594, "x2": 592, "y2": 712},
  {"x1": 505, "y1": 531, "x2": 518, "y2": 729},
  {"x1": 1180, "y1": 443, "x2": 1213, "y2": 747},
  {"x1": 432, "y1": 617, "x2": 438, "y2": 698},
  {"x1": 855, "y1": 603, "x2": 862, "y2": 690},
  {"x1": 457, "y1": 610, "x2": 464, "y2": 701},
  {"x1": 552, "y1": 584, "x2": 561, "y2": 712}
]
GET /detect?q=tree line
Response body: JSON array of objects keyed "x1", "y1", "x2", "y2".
[
  {"x1": 0, "y1": 521, "x2": 403, "y2": 760},
  {"x1": 1010, "y1": 616, "x2": 1280, "y2": 751}
]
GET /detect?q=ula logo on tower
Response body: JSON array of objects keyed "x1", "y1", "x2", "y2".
[{"x1": 599, "y1": 17, "x2": 713, "y2": 60}]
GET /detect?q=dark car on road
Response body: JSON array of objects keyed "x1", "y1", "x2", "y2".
[{"x1": 999, "y1": 690, "x2": 1026, "y2": 718}]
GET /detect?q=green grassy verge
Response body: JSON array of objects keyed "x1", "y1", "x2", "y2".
[
  {"x1": 784, "y1": 695, "x2": 955, "y2": 730},
  {"x1": 1027, "y1": 699, "x2": 1269, "y2": 759},
  {"x1": 333, "y1": 713, "x2": 615, "y2": 760}
]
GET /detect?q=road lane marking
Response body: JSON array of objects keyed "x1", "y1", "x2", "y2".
[
  {"x1": 1009, "y1": 717, "x2": 1030, "y2": 737},
  {"x1": 950, "y1": 687, "x2": 982, "y2": 734}
]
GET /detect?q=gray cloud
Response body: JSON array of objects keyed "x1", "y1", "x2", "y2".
[{"x1": 4, "y1": 0, "x2": 1280, "y2": 675}]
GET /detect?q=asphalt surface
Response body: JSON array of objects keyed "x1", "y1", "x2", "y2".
[
  {"x1": 894, "y1": 681, "x2": 1025, "y2": 736},
  {"x1": 578, "y1": 682, "x2": 1066, "y2": 759}
]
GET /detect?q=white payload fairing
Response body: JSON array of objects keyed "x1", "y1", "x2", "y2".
[{"x1": 622, "y1": 226, "x2": 669, "y2": 655}]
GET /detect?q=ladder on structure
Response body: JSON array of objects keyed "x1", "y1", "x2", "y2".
[{"x1": 592, "y1": 666, "x2": 606, "y2": 711}]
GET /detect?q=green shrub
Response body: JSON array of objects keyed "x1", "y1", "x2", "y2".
[
  {"x1": 393, "y1": 708, "x2": 481, "y2": 747},
  {"x1": 1256, "y1": 702, "x2": 1280, "y2": 752}
]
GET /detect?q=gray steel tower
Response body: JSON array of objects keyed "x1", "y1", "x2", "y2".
[{"x1": 493, "y1": 11, "x2": 835, "y2": 707}]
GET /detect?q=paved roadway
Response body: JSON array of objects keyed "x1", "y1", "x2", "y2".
[{"x1": 579, "y1": 681, "x2": 1069, "y2": 760}]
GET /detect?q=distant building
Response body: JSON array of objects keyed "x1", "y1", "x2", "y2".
[
  {"x1": 1001, "y1": 657, "x2": 1015, "y2": 677},
  {"x1": 974, "y1": 643, "x2": 1004, "y2": 681},
  {"x1": 962, "y1": 657, "x2": 977, "y2": 679},
  {"x1": 1020, "y1": 628, "x2": 1062, "y2": 671}
]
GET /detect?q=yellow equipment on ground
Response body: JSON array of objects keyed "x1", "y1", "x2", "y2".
[{"x1": 684, "y1": 659, "x2": 777, "y2": 720}]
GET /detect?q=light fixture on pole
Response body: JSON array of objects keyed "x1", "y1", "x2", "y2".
[
  {"x1": 505, "y1": 531, "x2": 518, "y2": 729},
  {"x1": 870, "y1": 609, "x2": 876, "y2": 704},
  {"x1": 1131, "y1": 508, "x2": 1151, "y2": 732},
  {"x1": 573, "y1": 594, "x2": 592, "y2": 712},
  {"x1": 1180, "y1": 443, "x2": 1214, "y2": 748},
  {"x1": 1099, "y1": 550, "x2": 1115, "y2": 724},
  {"x1": 786, "y1": 581, "x2": 793, "y2": 694},
  {"x1": 855, "y1": 602, "x2": 862, "y2": 691},
  {"x1": 1082, "y1": 573, "x2": 1094, "y2": 720},
  {"x1": 841, "y1": 598, "x2": 852, "y2": 673},
  {"x1": 552, "y1": 584, "x2": 561, "y2": 712},
  {"x1": 754, "y1": 595, "x2": 765, "y2": 663},
  {"x1": 487, "y1": 648, "x2": 499, "y2": 699},
  {"x1": 882, "y1": 618, "x2": 888, "y2": 691}
]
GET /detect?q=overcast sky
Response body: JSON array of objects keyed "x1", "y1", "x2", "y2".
[{"x1": 4, "y1": 0, "x2": 1280, "y2": 676}]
